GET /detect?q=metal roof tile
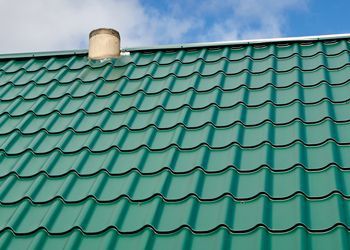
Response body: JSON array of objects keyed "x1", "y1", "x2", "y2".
[{"x1": 0, "y1": 36, "x2": 350, "y2": 248}]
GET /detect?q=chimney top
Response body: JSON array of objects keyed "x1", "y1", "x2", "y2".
[
  {"x1": 88, "y1": 28, "x2": 121, "y2": 60},
  {"x1": 89, "y1": 28, "x2": 120, "y2": 39}
]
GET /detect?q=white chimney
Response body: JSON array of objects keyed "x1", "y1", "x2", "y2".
[{"x1": 88, "y1": 28, "x2": 121, "y2": 60}]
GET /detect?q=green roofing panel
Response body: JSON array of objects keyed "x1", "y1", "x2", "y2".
[{"x1": 0, "y1": 37, "x2": 350, "y2": 249}]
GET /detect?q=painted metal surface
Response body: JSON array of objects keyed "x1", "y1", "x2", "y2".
[{"x1": 0, "y1": 38, "x2": 350, "y2": 249}]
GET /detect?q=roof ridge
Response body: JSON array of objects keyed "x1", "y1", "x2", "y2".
[
  {"x1": 0, "y1": 33, "x2": 350, "y2": 60},
  {"x1": 126, "y1": 33, "x2": 350, "y2": 51}
]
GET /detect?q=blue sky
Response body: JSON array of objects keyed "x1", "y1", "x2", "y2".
[
  {"x1": 0, "y1": 0, "x2": 349, "y2": 53},
  {"x1": 287, "y1": 1, "x2": 350, "y2": 36},
  {"x1": 143, "y1": 0, "x2": 350, "y2": 42}
]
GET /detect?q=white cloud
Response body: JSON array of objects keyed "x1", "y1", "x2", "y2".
[
  {"x1": 0, "y1": 0, "x2": 193, "y2": 53},
  {"x1": 0, "y1": 0, "x2": 307, "y2": 53},
  {"x1": 199, "y1": 0, "x2": 308, "y2": 41}
]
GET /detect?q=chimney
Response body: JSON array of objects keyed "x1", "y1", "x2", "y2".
[{"x1": 88, "y1": 28, "x2": 121, "y2": 60}]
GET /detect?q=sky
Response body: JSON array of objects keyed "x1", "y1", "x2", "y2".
[{"x1": 0, "y1": 0, "x2": 349, "y2": 53}]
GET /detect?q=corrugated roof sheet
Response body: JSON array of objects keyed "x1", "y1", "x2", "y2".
[{"x1": 0, "y1": 36, "x2": 350, "y2": 249}]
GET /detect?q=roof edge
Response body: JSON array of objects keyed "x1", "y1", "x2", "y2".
[
  {"x1": 0, "y1": 49, "x2": 88, "y2": 60},
  {"x1": 1, "y1": 33, "x2": 350, "y2": 59},
  {"x1": 126, "y1": 33, "x2": 350, "y2": 52}
]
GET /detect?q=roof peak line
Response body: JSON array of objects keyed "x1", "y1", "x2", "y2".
[
  {"x1": 126, "y1": 33, "x2": 350, "y2": 52},
  {"x1": 1, "y1": 33, "x2": 350, "y2": 60}
]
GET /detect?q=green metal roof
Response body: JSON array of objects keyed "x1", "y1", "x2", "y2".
[{"x1": 0, "y1": 35, "x2": 350, "y2": 249}]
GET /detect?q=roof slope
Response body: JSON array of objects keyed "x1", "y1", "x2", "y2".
[{"x1": 0, "y1": 37, "x2": 350, "y2": 249}]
